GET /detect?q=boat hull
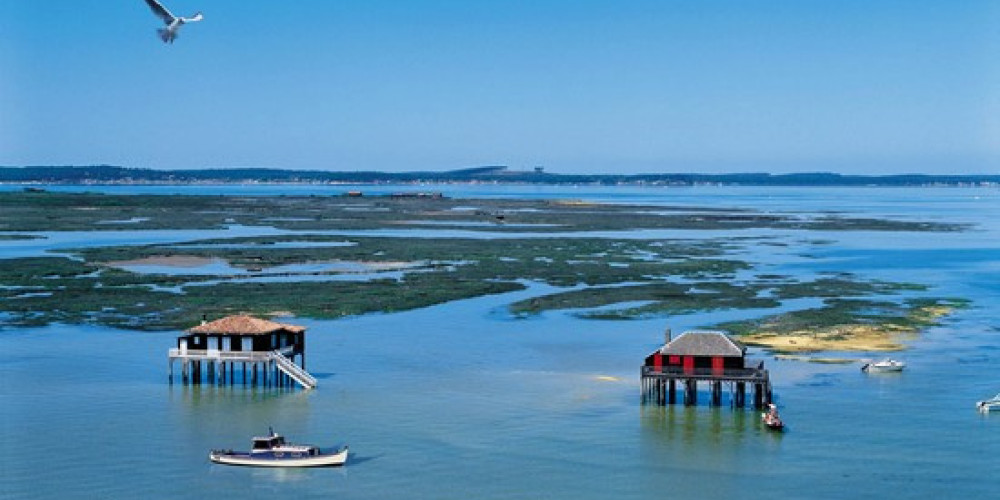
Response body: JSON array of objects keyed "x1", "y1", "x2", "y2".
[
  {"x1": 977, "y1": 402, "x2": 1000, "y2": 413},
  {"x1": 210, "y1": 447, "x2": 348, "y2": 467},
  {"x1": 861, "y1": 361, "x2": 905, "y2": 373},
  {"x1": 761, "y1": 411, "x2": 784, "y2": 431}
]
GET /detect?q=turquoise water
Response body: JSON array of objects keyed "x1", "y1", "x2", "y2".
[{"x1": 2, "y1": 186, "x2": 999, "y2": 499}]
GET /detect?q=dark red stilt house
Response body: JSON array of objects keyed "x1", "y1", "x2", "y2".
[
  {"x1": 644, "y1": 329, "x2": 748, "y2": 375},
  {"x1": 640, "y1": 328, "x2": 772, "y2": 408}
]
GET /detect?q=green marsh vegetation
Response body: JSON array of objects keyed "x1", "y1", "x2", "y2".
[
  {"x1": 0, "y1": 191, "x2": 966, "y2": 233},
  {"x1": 0, "y1": 192, "x2": 970, "y2": 348}
]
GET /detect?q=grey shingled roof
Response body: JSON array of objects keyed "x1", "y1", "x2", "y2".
[{"x1": 660, "y1": 330, "x2": 745, "y2": 356}]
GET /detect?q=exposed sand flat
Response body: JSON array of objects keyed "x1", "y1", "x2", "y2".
[
  {"x1": 742, "y1": 306, "x2": 952, "y2": 353},
  {"x1": 743, "y1": 325, "x2": 914, "y2": 353}
]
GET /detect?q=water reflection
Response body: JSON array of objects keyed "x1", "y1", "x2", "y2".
[{"x1": 639, "y1": 404, "x2": 762, "y2": 447}]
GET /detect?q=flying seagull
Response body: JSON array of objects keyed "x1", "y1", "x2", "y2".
[{"x1": 143, "y1": 0, "x2": 202, "y2": 44}]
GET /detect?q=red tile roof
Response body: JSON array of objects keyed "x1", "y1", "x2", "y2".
[{"x1": 187, "y1": 315, "x2": 306, "y2": 335}]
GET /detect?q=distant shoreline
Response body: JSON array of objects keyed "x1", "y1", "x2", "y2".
[{"x1": 2, "y1": 165, "x2": 998, "y2": 187}]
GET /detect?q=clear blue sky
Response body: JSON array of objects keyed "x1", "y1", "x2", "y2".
[{"x1": 1, "y1": 0, "x2": 998, "y2": 174}]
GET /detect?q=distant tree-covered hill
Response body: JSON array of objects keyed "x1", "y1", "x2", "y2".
[{"x1": 1, "y1": 165, "x2": 997, "y2": 186}]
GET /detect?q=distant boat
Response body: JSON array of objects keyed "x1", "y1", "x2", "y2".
[
  {"x1": 976, "y1": 393, "x2": 1000, "y2": 413},
  {"x1": 209, "y1": 428, "x2": 348, "y2": 467},
  {"x1": 861, "y1": 358, "x2": 905, "y2": 373},
  {"x1": 761, "y1": 403, "x2": 784, "y2": 431}
]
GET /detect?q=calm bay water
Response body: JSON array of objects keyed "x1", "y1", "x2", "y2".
[{"x1": 1, "y1": 185, "x2": 999, "y2": 499}]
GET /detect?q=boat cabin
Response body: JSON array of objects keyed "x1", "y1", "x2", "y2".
[
  {"x1": 253, "y1": 434, "x2": 287, "y2": 451},
  {"x1": 248, "y1": 431, "x2": 321, "y2": 457}
]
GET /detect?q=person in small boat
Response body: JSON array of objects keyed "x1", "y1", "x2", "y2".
[{"x1": 764, "y1": 404, "x2": 782, "y2": 425}]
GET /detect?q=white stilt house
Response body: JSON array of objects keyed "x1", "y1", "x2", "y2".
[{"x1": 168, "y1": 315, "x2": 317, "y2": 389}]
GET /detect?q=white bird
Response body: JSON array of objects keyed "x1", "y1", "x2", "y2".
[{"x1": 143, "y1": 0, "x2": 203, "y2": 44}]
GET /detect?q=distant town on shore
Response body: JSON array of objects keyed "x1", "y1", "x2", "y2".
[{"x1": 1, "y1": 165, "x2": 998, "y2": 187}]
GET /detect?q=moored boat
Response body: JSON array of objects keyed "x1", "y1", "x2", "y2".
[
  {"x1": 861, "y1": 358, "x2": 905, "y2": 373},
  {"x1": 761, "y1": 403, "x2": 783, "y2": 431},
  {"x1": 976, "y1": 393, "x2": 1000, "y2": 413},
  {"x1": 209, "y1": 428, "x2": 348, "y2": 467}
]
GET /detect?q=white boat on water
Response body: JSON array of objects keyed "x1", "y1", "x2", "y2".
[
  {"x1": 861, "y1": 358, "x2": 905, "y2": 373},
  {"x1": 976, "y1": 394, "x2": 1000, "y2": 413},
  {"x1": 209, "y1": 429, "x2": 348, "y2": 467}
]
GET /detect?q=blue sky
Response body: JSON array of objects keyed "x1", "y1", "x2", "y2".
[{"x1": 1, "y1": 0, "x2": 998, "y2": 174}]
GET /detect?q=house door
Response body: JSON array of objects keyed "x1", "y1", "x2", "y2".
[
  {"x1": 242, "y1": 337, "x2": 253, "y2": 352},
  {"x1": 179, "y1": 339, "x2": 188, "y2": 353},
  {"x1": 221, "y1": 337, "x2": 232, "y2": 351},
  {"x1": 712, "y1": 356, "x2": 725, "y2": 375},
  {"x1": 653, "y1": 353, "x2": 662, "y2": 372},
  {"x1": 682, "y1": 356, "x2": 694, "y2": 374}
]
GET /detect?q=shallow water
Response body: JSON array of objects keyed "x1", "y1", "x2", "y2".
[{"x1": 2, "y1": 185, "x2": 999, "y2": 499}]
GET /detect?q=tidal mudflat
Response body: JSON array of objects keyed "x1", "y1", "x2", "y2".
[{"x1": 0, "y1": 190, "x2": 967, "y2": 348}]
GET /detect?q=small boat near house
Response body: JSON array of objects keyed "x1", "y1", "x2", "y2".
[
  {"x1": 209, "y1": 428, "x2": 348, "y2": 467},
  {"x1": 861, "y1": 358, "x2": 905, "y2": 373},
  {"x1": 761, "y1": 403, "x2": 784, "y2": 431},
  {"x1": 976, "y1": 393, "x2": 1000, "y2": 413}
]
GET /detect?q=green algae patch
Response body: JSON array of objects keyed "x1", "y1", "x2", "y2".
[
  {"x1": 509, "y1": 281, "x2": 775, "y2": 319},
  {"x1": 0, "y1": 271, "x2": 524, "y2": 330},
  {"x1": 507, "y1": 275, "x2": 933, "y2": 321},
  {"x1": 0, "y1": 236, "x2": 748, "y2": 330}
]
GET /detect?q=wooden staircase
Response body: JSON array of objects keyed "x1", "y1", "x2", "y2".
[{"x1": 268, "y1": 350, "x2": 317, "y2": 389}]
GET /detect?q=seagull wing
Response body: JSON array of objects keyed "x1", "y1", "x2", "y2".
[
  {"x1": 144, "y1": 0, "x2": 176, "y2": 25},
  {"x1": 180, "y1": 12, "x2": 204, "y2": 23}
]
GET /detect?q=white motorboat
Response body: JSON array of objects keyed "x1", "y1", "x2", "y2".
[
  {"x1": 861, "y1": 358, "x2": 905, "y2": 373},
  {"x1": 210, "y1": 428, "x2": 348, "y2": 467},
  {"x1": 976, "y1": 393, "x2": 1000, "y2": 413}
]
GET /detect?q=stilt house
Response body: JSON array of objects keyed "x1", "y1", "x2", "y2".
[
  {"x1": 168, "y1": 315, "x2": 317, "y2": 389},
  {"x1": 640, "y1": 329, "x2": 771, "y2": 408}
]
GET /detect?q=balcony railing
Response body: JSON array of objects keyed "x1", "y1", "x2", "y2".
[
  {"x1": 168, "y1": 346, "x2": 295, "y2": 361},
  {"x1": 641, "y1": 364, "x2": 768, "y2": 381}
]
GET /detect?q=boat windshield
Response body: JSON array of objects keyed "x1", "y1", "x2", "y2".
[{"x1": 253, "y1": 437, "x2": 283, "y2": 450}]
